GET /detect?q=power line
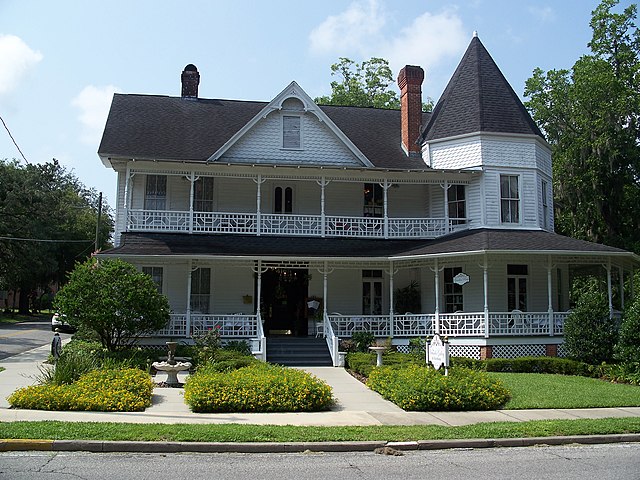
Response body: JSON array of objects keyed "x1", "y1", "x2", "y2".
[
  {"x1": 0, "y1": 236, "x2": 92, "y2": 244},
  {"x1": 0, "y1": 114, "x2": 29, "y2": 164}
]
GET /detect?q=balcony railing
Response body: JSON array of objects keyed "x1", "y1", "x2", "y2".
[
  {"x1": 127, "y1": 209, "x2": 468, "y2": 239},
  {"x1": 152, "y1": 311, "x2": 571, "y2": 340}
]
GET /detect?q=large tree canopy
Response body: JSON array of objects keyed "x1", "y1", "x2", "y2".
[
  {"x1": 315, "y1": 57, "x2": 433, "y2": 111},
  {"x1": 0, "y1": 159, "x2": 114, "y2": 313},
  {"x1": 54, "y1": 258, "x2": 170, "y2": 351},
  {"x1": 524, "y1": 0, "x2": 640, "y2": 252}
]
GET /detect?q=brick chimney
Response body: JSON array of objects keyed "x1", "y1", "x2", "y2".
[
  {"x1": 181, "y1": 64, "x2": 200, "y2": 98},
  {"x1": 397, "y1": 65, "x2": 424, "y2": 155}
]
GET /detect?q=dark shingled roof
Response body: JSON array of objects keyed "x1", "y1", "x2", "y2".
[
  {"x1": 98, "y1": 94, "x2": 431, "y2": 170},
  {"x1": 101, "y1": 229, "x2": 629, "y2": 260},
  {"x1": 421, "y1": 36, "x2": 544, "y2": 142}
]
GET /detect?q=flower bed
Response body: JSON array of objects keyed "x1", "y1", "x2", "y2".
[
  {"x1": 184, "y1": 363, "x2": 333, "y2": 413},
  {"x1": 367, "y1": 364, "x2": 510, "y2": 411},
  {"x1": 8, "y1": 368, "x2": 153, "y2": 412}
]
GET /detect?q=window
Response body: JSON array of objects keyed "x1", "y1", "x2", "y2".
[
  {"x1": 282, "y1": 116, "x2": 301, "y2": 149},
  {"x1": 500, "y1": 175, "x2": 519, "y2": 223},
  {"x1": 274, "y1": 186, "x2": 293, "y2": 214},
  {"x1": 363, "y1": 183, "x2": 383, "y2": 217},
  {"x1": 444, "y1": 267, "x2": 464, "y2": 313},
  {"x1": 507, "y1": 264, "x2": 528, "y2": 311},
  {"x1": 194, "y1": 177, "x2": 214, "y2": 212},
  {"x1": 190, "y1": 267, "x2": 211, "y2": 314},
  {"x1": 142, "y1": 267, "x2": 163, "y2": 293},
  {"x1": 145, "y1": 175, "x2": 167, "y2": 210},
  {"x1": 541, "y1": 180, "x2": 549, "y2": 229},
  {"x1": 362, "y1": 270, "x2": 383, "y2": 315},
  {"x1": 448, "y1": 185, "x2": 466, "y2": 225}
]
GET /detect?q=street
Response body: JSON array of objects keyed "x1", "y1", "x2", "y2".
[
  {"x1": 1, "y1": 443, "x2": 639, "y2": 480},
  {"x1": 0, "y1": 318, "x2": 71, "y2": 360}
]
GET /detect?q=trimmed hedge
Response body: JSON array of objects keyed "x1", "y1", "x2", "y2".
[
  {"x1": 483, "y1": 356, "x2": 592, "y2": 375},
  {"x1": 8, "y1": 368, "x2": 153, "y2": 411},
  {"x1": 184, "y1": 363, "x2": 334, "y2": 413},
  {"x1": 367, "y1": 365, "x2": 510, "y2": 411}
]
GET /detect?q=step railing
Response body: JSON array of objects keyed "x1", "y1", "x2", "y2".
[{"x1": 323, "y1": 312, "x2": 341, "y2": 367}]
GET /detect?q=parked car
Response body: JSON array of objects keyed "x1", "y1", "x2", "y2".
[{"x1": 51, "y1": 313, "x2": 77, "y2": 334}]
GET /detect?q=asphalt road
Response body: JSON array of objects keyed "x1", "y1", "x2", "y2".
[
  {"x1": 1, "y1": 443, "x2": 639, "y2": 480},
  {"x1": 0, "y1": 317, "x2": 72, "y2": 360}
]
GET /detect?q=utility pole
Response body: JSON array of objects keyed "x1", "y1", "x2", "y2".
[{"x1": 95, "y1": 192, "x2": 103, "y2": 252}]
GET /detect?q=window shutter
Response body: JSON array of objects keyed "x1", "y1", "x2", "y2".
[{"x1": 283, "y1": 116, "x2": 301, "y2": 149}]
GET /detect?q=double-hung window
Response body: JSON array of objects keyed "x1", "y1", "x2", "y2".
[
  {"x1": 507, "y1": 264, "x2": 528, "y2": 311},
  {"x1": 194, "y1": 177, "x2": 214, "y2": 212},
  {"x1": 448, "y1": 185, "x2": 466, "y2": 225},
  {"x1": 282, "y1": 116, "x2": 301, "y2": 149},
  {"x1": 541, "y1": 180, "x2": 549, "y2": 229},
  {"x1": 145, "y1": 175, "x2": 167, "y2": 210},
  {"x1": 362, "y1": 270, "x2": 383, "y2": 315},
  {"x1": 142, "y1": 266, "x2": 163, "y2": 293},
  {"x1": 190, "y1": 267, "x2": 211, "y2": 314},
  {"x1": 443, "y1": 267, "x2": 464, "y2": 313},
  {"x1": 363, "y1": 183, "x2": 383, "y2": 218},
  {"x1": 500, "y1": 175, "x2": 520, "y2": 223}
]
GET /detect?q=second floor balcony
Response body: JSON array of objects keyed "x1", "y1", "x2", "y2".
[{"x1": 126, "y1": 209, "x2": 469, "y2": 239}]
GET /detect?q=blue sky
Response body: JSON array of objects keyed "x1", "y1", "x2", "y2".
[{"x1": 0, "y1": 0, "x2": 631, "y2": 210}]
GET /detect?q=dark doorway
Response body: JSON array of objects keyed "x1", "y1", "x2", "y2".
[{"x1": 261, "y1": 268, "x2": 309, "y2": 336}]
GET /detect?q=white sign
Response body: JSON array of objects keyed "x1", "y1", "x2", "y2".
[
  {"x1": 453, "y1": 272, "x2": 470, "y2": 286},
  {"x1": 428, "y1": 334, "x2": 449, "y2": 374}
]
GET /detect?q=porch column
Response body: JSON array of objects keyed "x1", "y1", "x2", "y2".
[
  {"x1": 606, "y1": 261, "x2": 613, "y2": 318},
  {"x1": 318, "y1": 177, "x2": 327, "y2": 238},
  {"x1": 186, "y1": 259, "x2": 193, "y2": 337},
  {"x1": 443, "y1": 180, "x2": 449, "y2": 233},
  {"x1": 434, "y1": 259, "x2": 440, "y2": 335},
  {"x1": 256, "y1": 260, "x2": 263, "y2": 317},
  {"x1": 323, "y1": 261, "x2": 329, "y2": 319},
  {"x1": 188, "y1": 172, "x2": 195, "y2": 234},
  {"x1": 547, "y1": 255, "x2": 554, "y2": 336},
  {"x1": 389, "y1": 261, "x2": 395, "y2": 338},
  {"x1": 255, "y1": 174, "x2": 263, "y2": 236},
  {"x1": 383, "y1": 180, "x2": 389, "y2": 239},
  {"x1": 619, "y1": 266, "x2": 625, "y2": 310},
  {"x1": 483, "y1": 256, "x2": 489, "y2": 338},
  {"x1": 124, "y1": 167, "x2": 134, "y2": 232}
]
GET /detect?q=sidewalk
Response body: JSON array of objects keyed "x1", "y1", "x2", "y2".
[{"x1": 1, "y1": 344, "x2": 640, "y2": 427}]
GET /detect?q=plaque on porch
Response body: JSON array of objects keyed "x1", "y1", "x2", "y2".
[
  {"x1": 453, "y1": 272, "x2": 470, "y2": 286},
  {"x1": 428, "y1": 334, "x2": 450, "y2": 375}
]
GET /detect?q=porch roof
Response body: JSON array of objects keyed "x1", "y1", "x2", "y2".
[{"x1": 101, "y1": 229, "x2": 635, "y2": 262}]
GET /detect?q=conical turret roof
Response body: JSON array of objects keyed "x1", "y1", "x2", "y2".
[{"x1": 421, "y1": 35, "x2": 543, "y2": 142}]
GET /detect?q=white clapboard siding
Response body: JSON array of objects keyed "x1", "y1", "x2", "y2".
[
  {"x1": 216, "y1": 178, "x2": 259, "y2": 212},
  {"x1": 212, "y1": 265, "x2": 255, "y2": 314},
  {"x1": 388, "y1": 184, "x2": 429, "y2": 217}
]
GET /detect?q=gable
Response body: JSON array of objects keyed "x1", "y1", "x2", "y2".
[{"x1": 219, "y1": 104, "x2": 365, "y2": 167}]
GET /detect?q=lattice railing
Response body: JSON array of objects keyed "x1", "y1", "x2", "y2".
[
  {"x1": 489, "y1": 312, "x2": 551, "y2": 336},
  {"x1": 193, "y1": 212, "x2": 257, "y2": 234},
  {"x1": 439, "y1": 312, "x2": 485, "y2": 336},
  {"x1": 156, "y1": 314, "x2": 188, "y2": 337},
  {"x1": 260, "y1": 214, "x2": 322, "y2": 236},
  {"x1": 328, "y1": 314, "x2": 390, "y2": 337},
  {"x1": 190, "y1": 314, "x2": 258, "y2": 337},
  {"x1": 393, "y1": 314, "x2": 435, "y2": 336},
  {"x1": 128, "y1": 209, "x2": 190, "y2": 232},
  {"x1": 325, "y1": 215, "x2": 385, "y2": 237}
]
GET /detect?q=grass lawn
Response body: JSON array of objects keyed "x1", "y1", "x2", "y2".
[
  {"x1": 1, "y1": 418, "x2": 639, "y2": 442},
  {"x1": 0, "y1": 312, "x2": 50, "y2": 324},
  {"x1": 491, "y1": 373, "x2": 640, "y2": 409}
]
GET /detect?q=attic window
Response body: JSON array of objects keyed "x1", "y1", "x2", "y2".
[{"x1": 282, "y1": 115, "x2": 301, "y2": 149}]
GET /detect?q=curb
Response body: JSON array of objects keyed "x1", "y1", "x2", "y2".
[{"x1": 2, "y1": 434, "x2": 640, "y2": 453}]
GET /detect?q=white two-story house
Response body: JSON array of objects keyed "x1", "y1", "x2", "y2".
[{"x1": 97, "y1": 35, "x2": 637, "y2": 365}]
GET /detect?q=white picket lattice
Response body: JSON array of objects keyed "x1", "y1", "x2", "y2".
[
  {"x1": 449, "y1": 345, "x2": 481, "y2": 360},
  {"x1": 492, "y1": 344, "x2": 546, "y2": 358}
]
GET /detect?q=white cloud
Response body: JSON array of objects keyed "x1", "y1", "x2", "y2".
[
  {"x1": 71, "y1": 85, "x2": 120, "y2": 145},
  {"x1": 527, "y1": 5, "x2": 556, "y2": 23},
  {"x1": 309, "y1": 3, "x2": 468, "y2": 82},
  {"x1": 382, "y1": 10, "x2": 468, "y2": 78},
  {"x1": 0, "y1": 34, "x2": 43, "y2": 95},
  {"x1": 309, "y1": 0, "x2": 386, "y2": 56}
]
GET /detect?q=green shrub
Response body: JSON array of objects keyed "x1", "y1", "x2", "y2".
[
  {"x1": 564, "y1": 277, "x2": 618, "y2": 364},
  {"x1": 601, "y1": 362, "x2": 640, "y2": 385},
  {"x1": 616, "y1": 296, "x2": 640, "y2": 364},
  {"x1": 184, "y1": 363, "x2": 333, "y2": 413},
  {"x1": 450, "y1": 356, "x2": 485, "y2": 370},
  {"x1": 351, "y1": 331, "x2": 375, "y2": 352},
  {"x1": 367, "y1": 365, "x2": 510, "y2": 411},
  {"x1": 193, "y1": 327, "x2": 222, "y2": 365},
  {"x1": 8, "y1": 368, "x2": 153, "y2": 411},
  {"x1": 223, "y1": 340, "x2": 252, "y2": 356},
  {"x1": 346, "y1": 351, "x2": 422, "y2": 377},
  {"x1": 483, "y1": 356, "x2": 592, "y2": 376},
  {"x1": 37, "y1": 348, "x2": 101, "y2": 385},
  {"x1": 206, "y1": 349, "x2": 259, "y2": 372}
]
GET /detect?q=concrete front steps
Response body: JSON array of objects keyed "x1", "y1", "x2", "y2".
[{"x1": 266, "y1": 336, "x2": 333, "y2": 366}]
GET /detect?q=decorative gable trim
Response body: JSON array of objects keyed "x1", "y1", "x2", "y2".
[{"x1": 207, "y1": 81, "x2": 374, "y2": 167}]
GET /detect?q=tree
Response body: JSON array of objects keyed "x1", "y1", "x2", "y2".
[
  {"x1": 0, "y1": 159, "x2": 113, "y2": 313},
  {"x1": 524, "y1": 0, "x2": 640, "y2": 252},
  {"x1": 315, "y1": 57, "x2": 434, "y2": 111},
  {"x1": 53, "y1": 258, "x2": 170, "y2": 351},
  {"x1": 615, "y1": 292, "x2": 640, "y2": 363},
  {"x1": 563, "y1": 277, "x2": 618, "y2": 363}
]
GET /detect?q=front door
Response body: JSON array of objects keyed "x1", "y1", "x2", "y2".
[{"x1": 261, "y1": 268, "x2": 308, "y2": 335}]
